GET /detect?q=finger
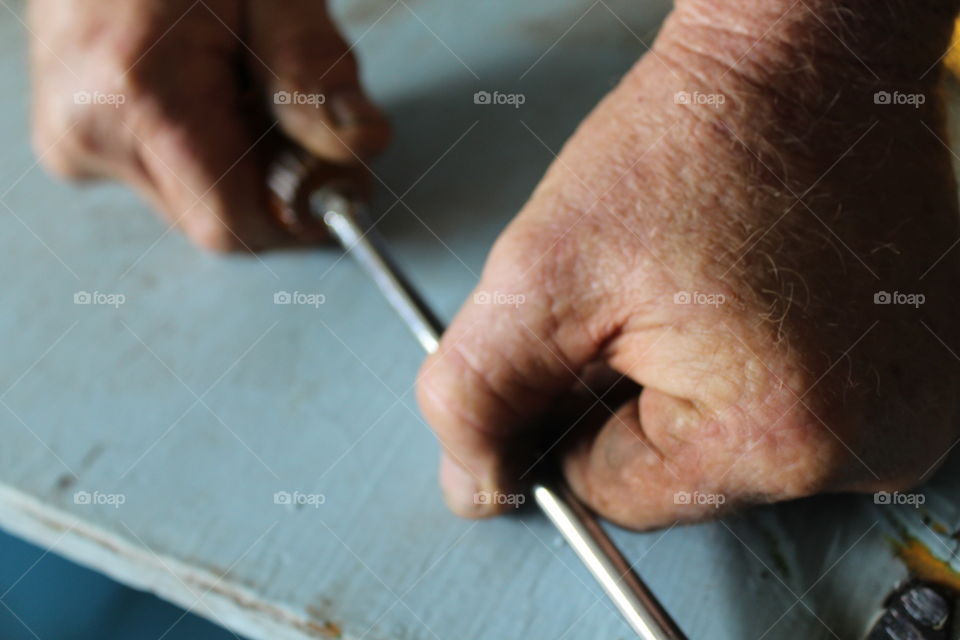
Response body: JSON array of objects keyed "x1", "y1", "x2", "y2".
[
  {"x1": 416, "y1": 230, "x2": 615, "y2": 518},
  {"x1": 561, "y1": 336, "x2": 847, "y2": 530},
  {"x1": 131, "y1": 24, "x2": 296, "y2": 252},
  {"x1": 246, "y1": 0, "x2": 390, "y2": 164},
  {"x1": 562, "y1": 388, "x2": 730, "y2": 530}
]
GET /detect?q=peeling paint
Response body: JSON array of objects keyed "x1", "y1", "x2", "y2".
[{"x1": 894, "y1": 537, "x2": 960, "y2": 592}]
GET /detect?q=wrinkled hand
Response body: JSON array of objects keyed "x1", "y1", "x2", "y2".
[
  {"x1": 418, "y1": 0, "x2": 960, "y2": 529},
  {"x1": 29, "y1": 0, "x2": 389, "y2": 251}
]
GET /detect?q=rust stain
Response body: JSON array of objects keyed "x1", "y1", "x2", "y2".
[
  {"x1": 306, "y1": 604, "x2": 342, "y2": 638},
  {"x1": 894, "y1": 537, "x2": 960, "y2": 592},
  {"x1": 18, "y1": 493, "x2": 344, "y2": 638},
  {"x1": 305, "y1": 620, "x2": 342, "y2": 638}
]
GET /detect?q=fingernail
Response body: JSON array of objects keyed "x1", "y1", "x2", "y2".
[
  {"x1": 440, "y1": 454, "x2": 491, "y2": 516},
  {"x1": 328, "y1": 88, "x2": 378, "y2": 129}
]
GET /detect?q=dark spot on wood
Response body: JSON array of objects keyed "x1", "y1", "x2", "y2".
[
  {"x1": 80, "y1": 445, "x2": 105, "y2": 469},
  {"x1": 55, "y1": 474, "x2": 76, "y2": 492},
  {"x1": 136, "y1": 272, "x2": 157, "y2": 289}
]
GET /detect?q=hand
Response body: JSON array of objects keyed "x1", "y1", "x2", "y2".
[
  {"x1": 29, "y1": 0, "x2": 389, "y2": 251},
  {"x1": 417, "y1": 0, "x2": 960, "y2": 529}
]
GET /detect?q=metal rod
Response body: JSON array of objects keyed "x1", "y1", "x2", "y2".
[
  {"x1": 533, "y1": 484, "x2": 687, "y2": 640},
  {"x1": 319, "y1": 196, "x2": 442, "y2": 355},
  {"x1": 313, "y1": 191, "x2": 687, "y2": 640}
]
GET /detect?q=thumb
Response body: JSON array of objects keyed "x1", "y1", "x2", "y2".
[
  {"x1": 416, "y1": 231, "x2": 609, "y2": 517},
  {"x1": 246, "y1": 0, "x2": 390, "y2": 163}
]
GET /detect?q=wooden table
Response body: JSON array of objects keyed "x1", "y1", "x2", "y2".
[{"x1": 2, "y1": 0, "x2": 960, "y2": 638}]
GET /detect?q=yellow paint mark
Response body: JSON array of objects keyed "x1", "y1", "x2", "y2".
[
  {"x1": 948, "y1": 19, "x2": 960, "y2": 78},
  {"x1": 895, "y1": 537, "x2": 960, "y2": 592}
]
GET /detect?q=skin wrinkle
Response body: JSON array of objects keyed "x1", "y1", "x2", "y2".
[
  {"x1": 445, "y1": 338, "x2": 543, "y2": 436},
  {"x1": 422, "y1": 344, "x2": 541, "y2": 486},
  {"x1": 691, "y1": 1, "x2": 953, "y2": 491},
  {"x1": 28, "y1": 0, "x2": 960, "y2": 529}
]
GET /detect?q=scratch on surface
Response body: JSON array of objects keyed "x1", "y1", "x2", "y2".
[{"x1": 0, "y1": 485, "x2": 346, "y2": 639}]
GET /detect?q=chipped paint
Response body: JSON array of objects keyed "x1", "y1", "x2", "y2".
[{"x1": 894, "y1": 537, "x2": 960, "y2": 592}]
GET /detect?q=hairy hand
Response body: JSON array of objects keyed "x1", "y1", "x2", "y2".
[
  {"x1": 29, "y1": 0, "x2": 389, "y2": 251},
  {"x1": 418, "y1": 0, "x2": 960, "y2": 529}
]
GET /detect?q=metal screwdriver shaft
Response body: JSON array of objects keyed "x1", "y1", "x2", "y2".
[{"x1": 313, "y1": 190, "x2": 687, "y2": 640}]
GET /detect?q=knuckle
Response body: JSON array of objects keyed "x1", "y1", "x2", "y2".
[
  {"x1": 488, "y1": 214, "x2": 618, "y2": 336},
  {"x1": 32, "y1": 119, "x2": 95, "y2": 180},
  {"x1": 760, "y1": 421, "x2": 845, "y2": 500},
  {"x1": 35, "y1": 138, "x2": 85, "y2": 179},
  {"x1": 416, "y1": 342, "x2": 516, "y2": 445},
  {"x1": 723, "y1": 387, "x2": 846, "y2": 501},
  {"x1": 416, "y1": 348, "x2": 478, "y2": 438},
  {"x1": 185, "y1": 219, "x2": 248, "y2": 254},
  {"x1": 192, "y1": 230, "x2": 246, "y2": 254},
  {"x1": 33, "y1": 88, "x2": 138, "y2": 179}
]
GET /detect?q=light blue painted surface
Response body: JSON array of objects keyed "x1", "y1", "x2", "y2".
[
  {"x1": 0, "y1": 530, "x2": 242, "y2": 640},
  {"x1": 1, "y1": 1, "x2": 960, "y2": 639}
]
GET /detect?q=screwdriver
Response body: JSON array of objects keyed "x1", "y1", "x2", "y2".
[{"x1": 269, "y1": 151, "x2": 687, "y2": 640}]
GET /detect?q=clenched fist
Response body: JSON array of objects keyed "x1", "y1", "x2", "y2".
[
  {"x1": 29, "y1": 0, "x2": 389, "y2": 251},
  {"x1": 418, "y1": 0, "x2": 960, "y2": 529}
]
